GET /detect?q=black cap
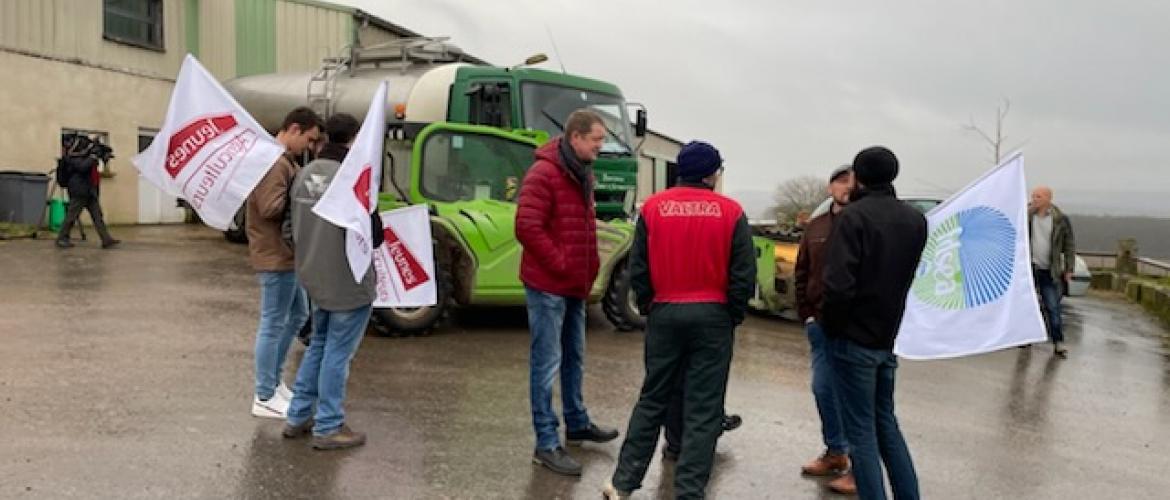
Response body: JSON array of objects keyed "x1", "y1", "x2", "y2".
[
  {"x1": 677, "y1": 141, "x2": 724, "y2": 181},
  {"x1": 852, "y1": 146, "x2": 899, "y2": 185},
  {"x1": 829, "y1": 165, "x2": 852, "y2": 183}
]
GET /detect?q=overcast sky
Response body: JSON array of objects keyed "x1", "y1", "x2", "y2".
[{"x1": 338, "y1": 0, "x2": 1168, "y2": 216}]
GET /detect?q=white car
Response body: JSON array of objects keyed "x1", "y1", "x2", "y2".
[
  {"x1": 808, "y1": 197, "x2": 1091, "y2": 297},
  {"x1": 1066, "y1": 257, "x2": 1091, "y2": 297}
]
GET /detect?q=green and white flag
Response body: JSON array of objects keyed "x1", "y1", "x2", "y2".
[{"x1": 895, "y1": 152, "x2": 1047, "y2": 359}]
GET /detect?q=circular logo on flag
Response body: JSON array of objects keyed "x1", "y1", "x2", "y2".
[{"x1": 912, "y1": 206, "x2": 1016, "y2": 310}]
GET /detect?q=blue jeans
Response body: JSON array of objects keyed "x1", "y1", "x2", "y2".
[
  {"x1": 286, "y1": 304, "x2": 371, "y2": 436},
  {"x1": 525, "y1": 288, "x2": 591, "y2": 451},
  {"x1": 254, "y1": 272, "x2": 309, "y2": 400},
  {"x1": 807, "y1": 322, "x2": 849, "y2": 455},
  {"x1": 830, "y1": 337, "x2": 919, "y2": 500},
  {"x1": 1033, "y1": 268, "x2": 1065, "y2": 343}
]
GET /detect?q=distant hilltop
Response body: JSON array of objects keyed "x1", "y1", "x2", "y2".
[
  {"x1": 727, "y1": 189, "x2": 1169, "y2": 261},
  {"x1": 729, "y1": 188, "x2": 1168, "y2": 220},
  {"x1": 1068, "y1": 215, "x2": 1170, "y2": 261}
]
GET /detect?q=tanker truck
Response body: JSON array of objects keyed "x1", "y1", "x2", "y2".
[{"x1": 224, "y1": 38, "x2": 648, "y2": 334}]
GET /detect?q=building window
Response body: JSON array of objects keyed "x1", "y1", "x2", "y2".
[
  {"x1": 651, "y1": 158, "x2": 679, "y2": 192},
  {"x1": 103, "y1": 0, "x2": 165, "y2": 51},
  {"x1": 650, "y1": 157, "x2": 664, "y2": 193},
  {"x1": 137, "y1": 128, "x2": 158, "y2": 153},
  {"x1": 62, "y1": 128, "x2": 114, "y2": 176}
]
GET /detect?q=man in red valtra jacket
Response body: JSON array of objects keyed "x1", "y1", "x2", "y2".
[
  {"x1": 516, "y1": 109, "x2": 620, "y2": 477},
  {"x1": 605, "y1": 141, "x2": 756, "y2": 499}
]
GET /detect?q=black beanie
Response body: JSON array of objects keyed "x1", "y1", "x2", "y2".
[
  {"x1": 852, "y1": 146, "x2": 899, "y2": 185},
  {"x1": 676, "y1": 141, "x2": 723, "y2": 181}
]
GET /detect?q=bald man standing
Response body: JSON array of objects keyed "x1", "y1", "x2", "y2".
[{"x1": 1029, "y1": 187, "x2": 1076, "y2": 358}]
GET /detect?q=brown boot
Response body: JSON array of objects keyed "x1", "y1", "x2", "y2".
[
  {"x1": 311, "y1": 425, "x2": 366, "y2": 450},
  {"x1": 802, "y1": 451, "x2": 850, "y2": 476},
  {"x1": 828, "y1": 473, "x2": 857, "y2": 495},
  {"x1": 281, "y1": 419, "x2": 313, "y2": 439}
]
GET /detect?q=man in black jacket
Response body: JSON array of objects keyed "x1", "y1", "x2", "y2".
[
  {"x1": 56, "y1": 135, "x2": 119, "y2": 249},
  {"x1": 821, "y1": 146, "x2": 927, "y2": 500}
]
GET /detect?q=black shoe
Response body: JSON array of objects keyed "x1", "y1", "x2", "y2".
[
  {"x1": 101, "y1": 239, "x2": 121, "y2": 249},
  {"x1": 532, "y1": 447, "x2": 582, "y2": 476},
  {"x1": 721, "y1": 414, "x2": 743, "y2": 433},
  {"x1": 1054, "y1": 342, "x2": 1069, "y2": 358},
  {"x1": 56, "y1": 239, "x2": 74, "y2": 248},
  {"x1": 662, "y1": 446, "x2": 680, "y2": 462},
  {"x1": 566, "y1": 423, "x2": 620, "y2": 445}
]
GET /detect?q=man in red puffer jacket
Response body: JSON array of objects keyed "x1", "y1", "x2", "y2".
[{"x1": 516, "y1": 109, "x2": 620, "y2": 476}]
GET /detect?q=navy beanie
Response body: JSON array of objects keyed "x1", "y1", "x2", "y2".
[
  {"x1": 676, "y1": 141, "x2": 723, "y2": 181},
  {"x1": 852, "y1": 146, "x2": 899, "y2": 185}
]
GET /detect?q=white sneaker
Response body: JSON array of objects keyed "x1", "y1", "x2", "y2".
[
  {"x1": 276, "y1": 383, "x2": 294, "y2": 402},
  {"x1": 252, "y1": 394, "x2": 289, "y2": 419}
]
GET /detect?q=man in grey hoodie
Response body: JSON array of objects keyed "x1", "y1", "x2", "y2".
[{"x1": 281, "y1": 113, "x2": 383, "y2": 450}]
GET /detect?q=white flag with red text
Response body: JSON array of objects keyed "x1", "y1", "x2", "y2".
[
  {"x1": 132, "y1": 54, "x2": 285, "y2": 230},
  {"x1": 373, "y1": 205, "x2": 437, "y2": 307},
  {"x1": 311, "y1": 81, "x2": 388, "y2": 282}
]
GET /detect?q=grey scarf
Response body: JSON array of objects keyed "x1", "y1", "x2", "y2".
[{"x1": 558, "y1": 136, "x2": 594, "y2": 201}]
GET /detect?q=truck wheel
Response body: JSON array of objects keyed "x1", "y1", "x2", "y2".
[
  {"x1": 223, "y1": 208, "x2": 247, "y2": 244},
  {"x1": 369, "y1": 266, "x2": 452, "y2": 337},
  {"x1": 603, "y1": 260, "x2": 646, "y2": 331}
]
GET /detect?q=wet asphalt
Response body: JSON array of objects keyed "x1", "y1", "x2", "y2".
[{"x1": 1, "y1": 225, "x2": 1168, "y2": 499}]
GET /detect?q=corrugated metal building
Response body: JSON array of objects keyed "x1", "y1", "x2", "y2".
[{"x1": 0, "y1": 0, "x2": 444, "y2": 224}]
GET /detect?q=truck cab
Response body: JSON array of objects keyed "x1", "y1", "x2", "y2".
[{"x1": 447, "y1": 66, "x2": 642, "y2": 219}]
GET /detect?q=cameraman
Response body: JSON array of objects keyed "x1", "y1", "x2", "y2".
[{"x1": 56, "y1": 135, "x2": 119, "y2": 249}]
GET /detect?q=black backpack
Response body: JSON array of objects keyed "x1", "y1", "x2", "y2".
[{"x1": 55, "y1": 158, "x2": 71, "y2": 188}]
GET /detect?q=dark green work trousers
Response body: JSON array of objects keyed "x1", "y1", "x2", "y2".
[{"x1": 612, "y1": 303, "x2": 735, "y2": 499}]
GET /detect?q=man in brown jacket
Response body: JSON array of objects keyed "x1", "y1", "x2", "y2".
[
  {"x1": 247, "y1": 107, "x2": 323, "y2": 419},
  {"x1": 794, "y1": 165, "x2": 856, "y2": 493}
]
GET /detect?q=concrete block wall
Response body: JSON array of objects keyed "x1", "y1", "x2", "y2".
[{"x1": 1094, "y1": 270, "x2": 1170, "y2": 327}]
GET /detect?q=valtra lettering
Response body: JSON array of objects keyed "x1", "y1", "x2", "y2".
[
  {"x1": 166, "y1": 115, "x2": 238, "y2": 178},
  {"x1": 657, "y1": 200, "x2": 722, "y2": 218}
]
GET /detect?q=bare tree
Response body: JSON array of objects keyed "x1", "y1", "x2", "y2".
[
  {"x1": 964, "y1": 98, "x2": 1025, "y2": 164},
  {"x1": 773, "y1": 175, "x2": 826, "y2": 226}
]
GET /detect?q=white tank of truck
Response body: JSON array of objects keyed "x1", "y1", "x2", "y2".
[{"x1": 224, "y1": 38, "x2": 469, "y2": 131}]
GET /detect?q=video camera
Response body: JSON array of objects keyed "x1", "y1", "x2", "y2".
[{"x1": 62, "y1": 133, "x2": 116, "y2": 165}]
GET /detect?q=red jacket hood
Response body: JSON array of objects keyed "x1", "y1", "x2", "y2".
[{"x1": 534, "y1": 136, "x2": 564, "y2": 166}]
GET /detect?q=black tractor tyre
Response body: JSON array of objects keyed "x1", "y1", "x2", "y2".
[
  {"x1": 368, "y1": 264, "x2": 453, "y2": 338},
  {"x1": 602, "y1": 260, "x2": 646, "y2": 332}
]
